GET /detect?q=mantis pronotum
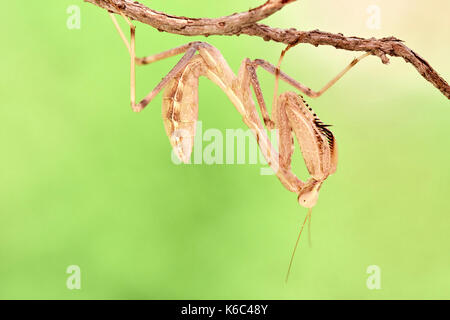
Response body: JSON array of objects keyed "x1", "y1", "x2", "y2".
[{"x1": 107, "y1": 5, "x2": 369, "y2": 282}]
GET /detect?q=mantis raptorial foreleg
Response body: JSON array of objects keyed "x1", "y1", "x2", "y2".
[{"x1": 244, "y1": 60, "x2": 339, "y2": 205}]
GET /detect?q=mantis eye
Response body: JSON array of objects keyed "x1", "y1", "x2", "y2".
[
  {"x1": 297, "y1": 179, "x2": 322, "y2": 208},
  {"x1": 297, "y1": 189, "x2": 319, "y2": 208}
]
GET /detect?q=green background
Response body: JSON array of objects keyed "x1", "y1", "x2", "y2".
[{"x1": 0, "y1": 0, "x2": 449, "y2": 299}]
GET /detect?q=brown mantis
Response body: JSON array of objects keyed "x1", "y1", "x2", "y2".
[{"x1": 106, "y1": 5, "x2": 369, "y2": 282}]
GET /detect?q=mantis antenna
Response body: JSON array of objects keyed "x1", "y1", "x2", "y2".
[
  {"x1": 308, "y1": 211, "x2": 312, "y2": 248},
  {"x1": 285, "y1": 208, "x2": 312, "y2": 283}
]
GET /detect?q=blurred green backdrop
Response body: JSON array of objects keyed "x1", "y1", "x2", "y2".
[{"x1": 0, "y1": 0, "x2": 449, "y2": 299}]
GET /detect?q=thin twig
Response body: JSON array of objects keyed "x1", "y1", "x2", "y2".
[{"x1": 85, "y1": 0, "x2": 450, "y2": 99}]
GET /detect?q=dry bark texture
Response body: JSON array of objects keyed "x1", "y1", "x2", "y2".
[{"x1": 85, "y1": 0, "x2": 450, "y2": 99}]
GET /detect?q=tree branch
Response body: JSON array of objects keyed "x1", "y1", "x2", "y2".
[
  {"x1": 85, "y1": 0, "x2": 450, "y2": 99},
  {"x1": 85, "y1": 0, "x2": 296, "y2": 35}
]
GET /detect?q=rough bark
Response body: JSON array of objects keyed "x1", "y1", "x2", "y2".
[{"x1": 85, "y1": 0, "x2": 450, "y2": 99}]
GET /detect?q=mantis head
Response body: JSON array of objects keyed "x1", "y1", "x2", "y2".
[{"x1": 297, "y1": 179, "x2": 322, "y2": 208}]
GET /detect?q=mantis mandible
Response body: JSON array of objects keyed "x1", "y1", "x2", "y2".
[{"x1": 106, "y1": 4, "x2": 369, "y2": 282}]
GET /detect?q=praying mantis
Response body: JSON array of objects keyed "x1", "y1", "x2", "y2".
[{"x1": 105, "y1": 4, "x2": 370, "y2": 282}]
